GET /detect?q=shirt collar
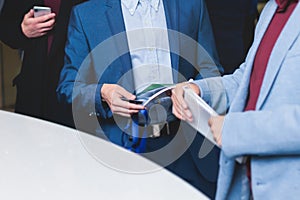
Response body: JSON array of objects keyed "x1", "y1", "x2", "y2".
[
  {"x1": 150, "y1": 0, "x2": 160, "y2": 12},
  {"x1": 122, "y1": 0, "x2": 160, "y2": 15}
]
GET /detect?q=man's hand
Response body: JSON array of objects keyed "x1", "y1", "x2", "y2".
[
  {"x1": 101, "y1": 84, "x2": 144, "y2": 117},
  {"x1": 21, "y1": 9, "x2": 56, "y2": 38},
  {"x1": 208, "y1": 115, "x2": 225, "y2": 146},
  {"x1": 171, "y1": 82, "x2": 200, "y2": 122}
]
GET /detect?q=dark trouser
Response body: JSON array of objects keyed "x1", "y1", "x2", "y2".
[{"x1": 143, "y1": 121, "x2": 219, "y2": 199}]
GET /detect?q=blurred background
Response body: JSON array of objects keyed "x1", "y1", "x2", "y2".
[{"x1": 0, "y1": 41, "x2": 22, "y2": 111}]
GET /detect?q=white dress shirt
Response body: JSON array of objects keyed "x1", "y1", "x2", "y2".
[{"x1": 121, "y1": 0, "x2": 173, "y2": 93}]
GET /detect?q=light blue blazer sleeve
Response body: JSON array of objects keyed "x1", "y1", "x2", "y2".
[
  {"x1": 192, "y1": 62, "x2": 246, "y2": 115},
  {"x1": 195, "y1": 0, "x2": 223, "y2": 79},
  {"x1": 194, "y1": 47, "x2": 300, "y2": 158},
  {"x1": 194, "y1": 1, "x2": 300, "y2": 158}
]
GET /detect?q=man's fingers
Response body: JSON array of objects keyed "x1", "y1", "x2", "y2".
[
  {"x1": 112, "y1": 94, "x2": 143, "y2": 109},
  {"x1": 36, "y1": 32, "x2": 48, "y2": 37},
  {"x1": 171, "y1": 84, "x2": 194, "y2": 121},
  {"x1": 172, "y1": 98, "x2": 193, "y2": 121},
  {"x1": 127, "y1": 103, "x2": 144, "y2": 110},
  {"x1": 171, "y1": 94, "x2": 182, "y2": 118},
  {"x1": 110, "y1": 103, "x2": 141, "y2": 117},
  {"x1": 208, "y1": 117, "x2": 213, "y2": 127},
  {"x1": 208, "y1": 116, "x2": 224, "y2": 146},
  {"x1": 38, "y1": 19, "x2": 56, "y2": 29},
  {"x1": 115, "y1": 99, "x2": 144, "y2": 111},
  {"x1": 172, "y1": 87, "x2": 188, "y2": 109},
  {"x1": 110, "y1": 95, "x2": 144, "y2": 116},
  {"x1": 39, "y1": 27, "x2": 54, "y2": 35},
  {"x1": 35, "y1": 13, "x2": 56, "y2": 23},
  {"x1": 21, "y1": 9, "x2": 56, "y2": 38},
  {"x1": 172, "y1": 106, "x2": 185, "y2": 120}
]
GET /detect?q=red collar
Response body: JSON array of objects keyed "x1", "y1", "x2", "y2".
[{"x1": 276, "y1": 0, "x2": 298, "y2": 12}]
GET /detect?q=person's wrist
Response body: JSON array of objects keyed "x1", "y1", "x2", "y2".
[{"x1": 101, "y1": 84, "x2": 109, "y2": 101}]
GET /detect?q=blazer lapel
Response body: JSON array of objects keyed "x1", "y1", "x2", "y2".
[
  {"x1": 229, "y1": 2, "x2": 277, "y2": 112},
  {"x1": 104, "y1": 0, "x2": 134, "y2": 92},
  {"x1": 105, "y1": 0, "x2": 132, "y2": 73},
  {"x1": 245, "y1": 2, "x2": 278, "y2": 81},
  {"x1": 257, "y1": 3, "x2": 300, "y2": 109},
  {"x1": 162, "y1": 0, "x2": 179, "y2": 83}
]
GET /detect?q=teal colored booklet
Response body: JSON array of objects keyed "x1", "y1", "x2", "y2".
[{"x1": 132, "y1": 84, "x2": 176, "y2": 125}]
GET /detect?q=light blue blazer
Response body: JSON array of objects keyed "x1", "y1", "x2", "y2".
[{"x1": 196, "y1": 1, "x2": 300, "y2": 199}]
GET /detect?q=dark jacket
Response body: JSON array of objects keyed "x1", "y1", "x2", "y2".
[{"x1": 0, "y1": 0, "x2": 84, "y2": 127}]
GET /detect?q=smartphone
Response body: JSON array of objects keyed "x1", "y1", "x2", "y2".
[
  {"x1": 121, "y1": 97, "x2": 144, "y2": 105},
  {"x1": 33, "y1": 6, "x2": 51, "y2": 17}
]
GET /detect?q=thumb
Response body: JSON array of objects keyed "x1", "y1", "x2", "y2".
[
  {"x1": 26, "y1": 9, "x2": 34, "y2": 18},
  {"x1": 208, "y1": 117, "x2": 214, "y2": 127}
]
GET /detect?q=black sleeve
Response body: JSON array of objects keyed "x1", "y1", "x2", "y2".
[{"x1": 0, "y1": 0, "x2": 32, "y2": 49}]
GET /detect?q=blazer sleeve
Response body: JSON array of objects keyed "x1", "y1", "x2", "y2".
[
  {"x1": 56, "y1": 7, "x2": 110, "y2": 119},
  {"x1": 194, "y1": 62, "x2": 300, "y2": 158},
  {"x1": 195, "y1": 0, "x2": 223, "y2": 80},
  {"x1": 193, "y1": 60, "x2": 246, "y2": 114},
  {"x1": 222, "y1": 105, "x2": 300, "y2": 158},
  {"x1": 0, "y1": 0, "x2": 31, "y2": 49}
]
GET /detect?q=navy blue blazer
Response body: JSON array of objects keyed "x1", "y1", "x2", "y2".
[
  {"x1": 57, "y1": 0, "x2": 222, "y2": 197},
  {"x1": 58, "y1": 0, "x2": 221, "y2": 139}
]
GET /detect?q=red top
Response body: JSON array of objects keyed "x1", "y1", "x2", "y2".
[
  {"x1": 244, "y1": 0, "x2": 298, "y2": 111},
  {"x1": 44, "y1": 0, "x2": 61, "y2": 15},
  {"x1": 44, "y1": 0, "x2": 61, "y2": 54}
]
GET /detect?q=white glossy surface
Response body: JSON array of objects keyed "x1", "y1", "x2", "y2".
[{"x1": 0, "y1": 110, "x2": 208, "y2": 200}]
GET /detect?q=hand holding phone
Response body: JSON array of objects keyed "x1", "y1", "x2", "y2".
[{"x1": 21, "y1": 6, "x2": 55, "y2": 38}]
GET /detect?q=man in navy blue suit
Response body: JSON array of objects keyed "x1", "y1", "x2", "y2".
[{"x1": 57, "y1": 0, "x2": 223, "y2": 198}]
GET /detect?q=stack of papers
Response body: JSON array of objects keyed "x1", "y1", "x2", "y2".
[
  {"x1": 183, "y1": 86, "x2": 245, "y2": 164},
  {"x1": 183, "y1": 86, "x2": 218, "y2": 146}
]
